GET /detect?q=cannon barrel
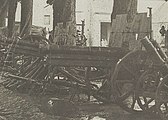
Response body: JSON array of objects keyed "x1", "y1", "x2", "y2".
[
  {"x1": 151, "y1": 40, "x2": 167, "y2": 61},
  {"x1": 141, "y1": 37, "x2": 168, "y2": 76},
  {"x1": 140, "y1": 37, "x2": 165, "y2": 66}
]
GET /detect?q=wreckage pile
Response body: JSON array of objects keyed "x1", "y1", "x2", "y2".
[{"x1": 0, "y1": 34, "x2": 129, "y2": 104}]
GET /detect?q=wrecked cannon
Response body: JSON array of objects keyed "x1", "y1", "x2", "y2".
[
  {"x1": 2, "y1": 34, "x2": 168, "y2": 119},
  {"x1": 0, "y1": 35, "x2": 129, "y2": 103}
]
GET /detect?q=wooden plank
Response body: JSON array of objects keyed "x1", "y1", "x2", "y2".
[
  {"x1": 48, "y1": 59, "x2": 117, "y2": 68},
  {"x1": 50, "y1": 54, "x2": 117, "y2": 61},
  {"x1": 10, "y1": 49, "x2": 42, "y2": 57},
  {"x1": 141, "y1": 37, "x2": 165, "y2": 66},
  {"x1": 58, "y1": 68, "x2": 84, "y2": 84},
  {"x1": 109, "y1": 19, "x2": 116, "y2": 46},
  {"x1": 109, "y1": 14, "x2": 128, "y2": 47},
  {"x1": 123, "y1": 14, "x2": 139, "y2": 50},
  {"x1": 123, "y1": 13, "x2": 149, "y2": 50},
  {"x1": 110, "y1": 0, "x2": 138, "y2": 48},
  {"x1": 109, "y1": 13, "x2": 149, "y2": 50},
  {"x1": 49, "y1": 45, "x2": 129, "y2": 55},
  {"x1": 137, "y1": 13, "x2": 149, "y2": 40},
  {"x1": 115, "y1": 15, "x2": 127, "y2": 47}
]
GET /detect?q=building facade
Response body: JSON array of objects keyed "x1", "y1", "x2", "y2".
[
  {"x1": 15, "y1": 0, "x2": 53, "y2": 31},
  {"x1": 76, "y1": 0, "x2": 113, "y2": 46}
]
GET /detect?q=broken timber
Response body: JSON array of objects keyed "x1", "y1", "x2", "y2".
[
  {"x1": 0, "y1": 37, "x2": 128, "y2": 67},
  {"x1": 0, "y1": 35, "x2": 128, "y2": 103},
  {"x1": 3, "y1": 72, "x2": 109, "y2": 103}
]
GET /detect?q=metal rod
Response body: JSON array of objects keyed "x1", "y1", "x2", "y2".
[{"x1": 148, "y1": 7, "x2": 153, "y2": 40}]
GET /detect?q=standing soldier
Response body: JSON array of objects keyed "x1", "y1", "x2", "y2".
[
  {"x1": 159, "y1": 26, "x2": 166, "y2": 36},
  {"x1": 159, "y1": 26, "x2": 166, "y2": 47}
]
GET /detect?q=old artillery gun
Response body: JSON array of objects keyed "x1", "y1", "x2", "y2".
[
  {"x1": 1, "y1": 34, "x2": 168, "y2": 119},
  {"x1": 111, "y1": 36, "x2": 168, "y2": 120}
]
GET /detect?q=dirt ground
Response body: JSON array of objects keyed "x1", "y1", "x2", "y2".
[{"x1": 0, "y1": 83, "x2": 162, "y2": 120}]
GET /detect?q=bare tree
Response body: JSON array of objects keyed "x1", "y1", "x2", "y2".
[
  {"x1": 111, "y1": 0, "x2": 137, "y2": 22},
  {"x1": 0, "y1": 0, "x2": 8, "y2": 27},
  {"x1": 20, "y1": 0, "x2": 33, "y2": 37},
  {"x1": 47, "y1": 0, "x2": 76, "y2": 45},
  {"x1": 7, "y1": 0, "x2": 18, "y2": 38}
]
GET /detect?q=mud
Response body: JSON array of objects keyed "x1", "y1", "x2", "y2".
[{"x1": 0, "y1": 85, "x2": 162, "y2": 120}]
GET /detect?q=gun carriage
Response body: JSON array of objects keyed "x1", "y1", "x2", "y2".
[{"x1": 1, "y1": 34, "x2": 168, "y2": 119}]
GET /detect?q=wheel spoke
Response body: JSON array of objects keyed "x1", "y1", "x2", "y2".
[
  {"x1": 147, "y1": 105, "x2": 156, "y2": 113},
  {"x1": 116, "y1": 80, "x2": 134, "y2": 84},
  {"x1": 131, "y1": 96, "x2": 136, "y2": 109},
  {"x1": 122, "y1": 64, "x2": 138, "y2": 79},
  {"x1": 163, "y1": 84, "x2": 168, "y2": 90},
  {"x1": 119, "y1": 89, "x2": 134, "y2": 102},
  {"x1": 115, "y1": 81, "x2": 134, "y2": 98},
  {"x1": 137, "y1": 97, "x2": 145, "y2": 110},
  {"x1": 144, "y1": 98, "x2": 154, "y2": 108},
  {"x1": 143, "y1": 97, "x2": 147, "y2": 104},
  {"x1": 164, "y1": 103, "x2": 168, "y2": 111}
]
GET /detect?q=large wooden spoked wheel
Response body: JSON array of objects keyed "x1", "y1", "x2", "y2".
[
  {"x1": 111, "y1": 50, "x2": 150, "y2": 113},
  {"x1": 156, "y1": 75, "x2": 168, "y2": 120}
]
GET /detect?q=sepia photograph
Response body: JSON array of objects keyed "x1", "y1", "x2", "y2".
[{"x1": 0, "y1": 0, "x2": 168, "y2": 120}]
